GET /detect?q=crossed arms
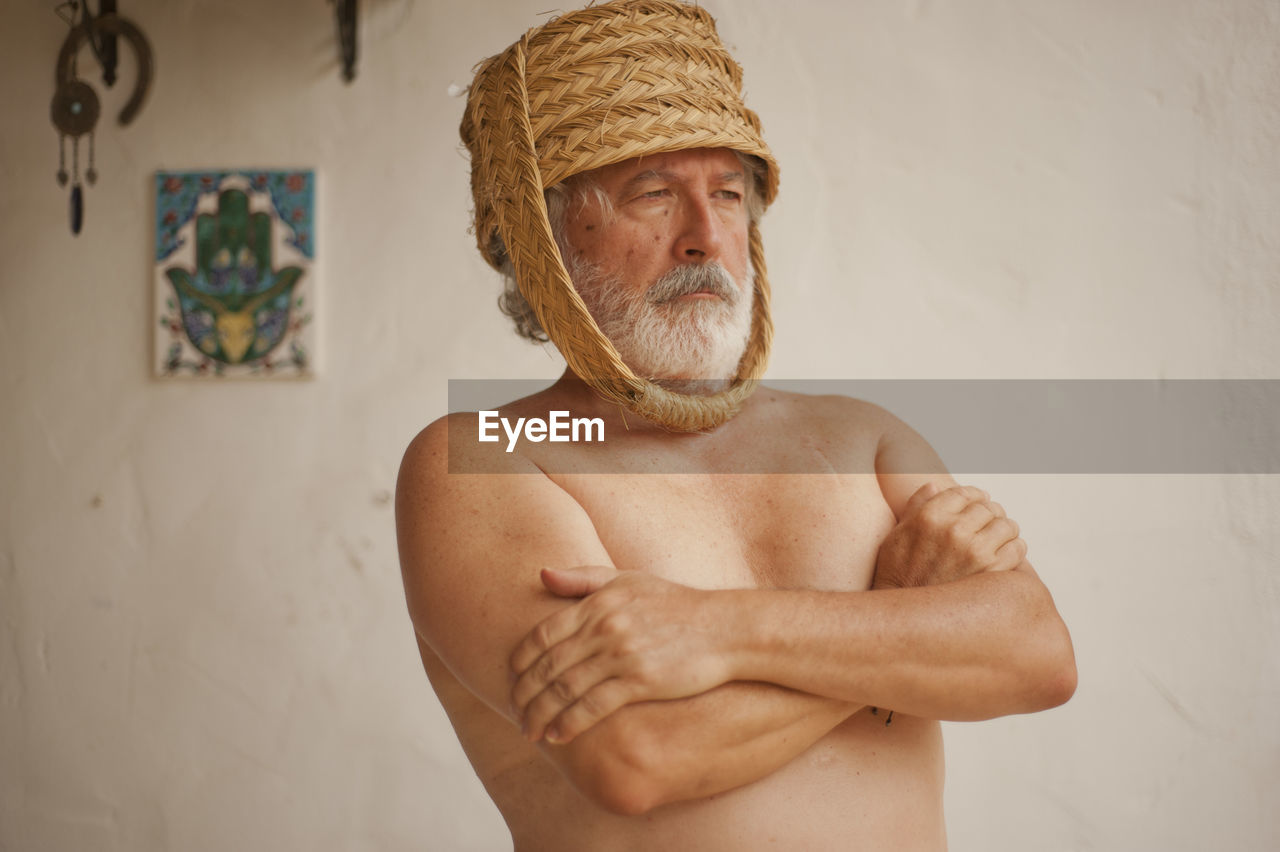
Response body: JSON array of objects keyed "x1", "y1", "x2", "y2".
[{"x1": 397, "y1": 410, "x2": 1076, "y2": 816}]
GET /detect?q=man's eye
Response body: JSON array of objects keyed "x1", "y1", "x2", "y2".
[
  {"x1": 715, "y1": 190, "x2": 743, "y2": 201},
  {"x1": 639, "y1": 189, "x2": 668, "y2": 199}
]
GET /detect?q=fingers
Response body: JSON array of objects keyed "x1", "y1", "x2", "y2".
[
  {"x1": 989, "y1": 528, "x2": 1029, "y2": 572},
  {"x1": 518, "y1": 659, "x2": 637, "y2": 744},
  {"x1": 970, "y1": 515, "x2": 1026, "y2": 572},
  {"x1": 509, "y1": 604, "x2": 591, "y2": 682},
  {"x1": 540, "y1": 564, "x2": 617, "y2": 598},
  {"x1": 951, "y1": 500, "x2": 996, "y2": 537},
  {"x1": 510, "y1": 572, "x2": 628, "y2": 735},
  {"x1": 918, "y1": 485, "x2": 990, "y2": 520},
  {"x1": 913, "y1": 486, "x2": 991, "y2": 543},
  {"x1": 543, "y1": 680, "x2": 636, "y2": 745},
  {"x1": 510, "y1": 607, "x2": 641, "y2": 742},
  {"x1": 512, "y1": 566, "x2": 619, "y2": 678},
  {"x1": 509, "y1": 572, "x2": 725, "y2": 743},
  {"x1": 516, "y1": 654, "x2": 606, "y2": 741},
  {"x1": 902, "y1": 481, "x2": 942, "y2": 519},
  {"x1": 978, "y1": 513, "x2": 1018, "y2": 545},
  {"x1": 893, "y1": 484, "x2": 1027, "y2": 584},
  {"x1": 511, "y1": 613, "x2": 630, "y2": 726}
]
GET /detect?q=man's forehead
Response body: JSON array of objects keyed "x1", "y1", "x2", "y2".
[{"x1": 585, "y1": 148, "x2": 744, "y2": 186}]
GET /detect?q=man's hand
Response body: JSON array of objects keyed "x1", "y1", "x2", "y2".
[
  {"x1": 873, "y1": 483, "x2": 1027, "y2": 590},
  {"x1": 509, "y1": 566, "x2": 734, "y2": 745}
]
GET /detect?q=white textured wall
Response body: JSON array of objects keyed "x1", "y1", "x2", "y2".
[{"x1": 1, "y1": 1, "x2": 1277, "y2": 850}]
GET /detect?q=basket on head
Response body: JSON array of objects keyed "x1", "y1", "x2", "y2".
[{"x1": 461, "y1": 0, "x2": 779, "y2": 431}]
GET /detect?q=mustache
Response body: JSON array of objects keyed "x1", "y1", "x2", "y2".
[{"x1": 646, "y1": 263, "x2": 740, "y2": 306}]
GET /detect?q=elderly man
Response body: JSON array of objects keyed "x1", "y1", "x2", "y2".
[{"x1": 397, "y1": 2, "x2": 1075, "y2": 849}]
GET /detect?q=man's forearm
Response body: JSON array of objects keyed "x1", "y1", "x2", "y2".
[
  {"x1": 724, "y1": 565, "x2": 1077, "y2": 720},
  {"x1": 510, "y1": 516, "x2": 1074, "y2": 752},
  {"x1": 552, "y1": 682, "x2": 859, "y2": 814}
]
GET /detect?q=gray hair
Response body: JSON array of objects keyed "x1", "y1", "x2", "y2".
[{"x1": 490, "y1": 151, "x2": 767, "y2": 342}]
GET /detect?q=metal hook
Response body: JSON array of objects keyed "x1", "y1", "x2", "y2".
[
  {"x1": 55, "y1": 9, "x2": 152, "y2": 126},
  {"x1": 333, "y1": 0, "x2": 358, "y2": 83},
  {"x1": 86, "y1": 1, "x2": 120, "y2": 89}
]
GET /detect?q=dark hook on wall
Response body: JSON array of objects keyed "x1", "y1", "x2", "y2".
[
  {"x1": 55, "y1": 1, "x2": 126, "y2": 91},
  {"x1": 55, "y1": 2, "x2": 153, "y2": 126},
  {"x1": 97, "y1": 0, "x2": 118, "y2": 88},
  {"x1": 334, "y1": 0, "x2": 358, "y2": 83},
  {"x1": 77, "y1": 0, "x2": 120, "y2": 87}
]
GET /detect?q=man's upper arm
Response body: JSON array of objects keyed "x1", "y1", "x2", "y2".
[
  {"x1": 396, "y1": 413, "x2": 613, "y2": 725},
  {"x1": 869, "y1": 402, "x2": 955, "y2": 517}
]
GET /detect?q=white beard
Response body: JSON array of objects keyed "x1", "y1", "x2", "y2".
[{"x1": 566, "y1": 253, "x2": 755, "y2": 391}]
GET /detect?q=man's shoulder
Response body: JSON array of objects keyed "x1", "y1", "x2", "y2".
[{"x1": 400, "y1": 407, "x2": 545, "y2": 481}]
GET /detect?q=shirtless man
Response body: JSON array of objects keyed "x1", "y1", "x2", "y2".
[{"x1": 397, "y1": 4, "x2": 1075, "y2": 849}]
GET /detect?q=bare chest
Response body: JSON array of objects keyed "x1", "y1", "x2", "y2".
[{"x1": 550, "y1": 473, "x2": 896, "y2": 592}]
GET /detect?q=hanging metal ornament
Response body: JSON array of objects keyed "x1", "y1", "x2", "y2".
[
  {"x1": 50, "y1": 1, "x2": 153, "y2": 236},
  {"x1": 51, "y1": 77, "x2": 99, "y2": 234}
]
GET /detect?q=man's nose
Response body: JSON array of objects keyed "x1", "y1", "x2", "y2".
[{"x1": 673, "y1": 196, "x2": 723, "y2": 263}]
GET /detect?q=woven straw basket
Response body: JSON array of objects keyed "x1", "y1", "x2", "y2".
[{"x1": 461, "y1": 0, "x2": 780, "y2": 432}]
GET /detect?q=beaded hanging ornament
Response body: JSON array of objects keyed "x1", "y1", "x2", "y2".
[
  {"x1": 50, "y1": 73, "x2": 99, "y2": 234},
  {"x1": 50, "y1": 2, "x2": 152, "y2": 235},
  {"x1": 461, "y1": 0, "x2": 780, "y2": 432}
]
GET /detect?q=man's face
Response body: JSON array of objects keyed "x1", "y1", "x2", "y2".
[{"x1": 558, "y1": 148, "x2": 755, "y2": 385}]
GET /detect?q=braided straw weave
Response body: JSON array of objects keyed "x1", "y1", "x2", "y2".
[{"x1": 461, "y1": 0, "x2": 779, "y2": 432}]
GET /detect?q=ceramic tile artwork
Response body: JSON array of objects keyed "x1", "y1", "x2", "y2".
[{"x1": 154, "y1": 170, "x2": 316, "y2": 378}]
